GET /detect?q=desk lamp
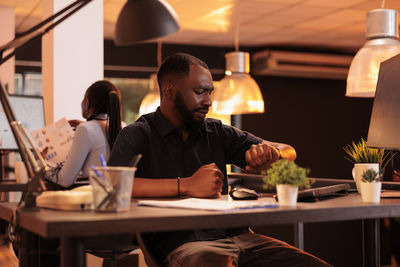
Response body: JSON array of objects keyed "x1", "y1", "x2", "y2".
[
  {"x1": 0, "y1": 0, "x2": 95, "y2": 209},
  {"x1": 0, "y1": 0, "x2": 180, "y2": 208},
  {"x1": 0, "y1": 83, "x2": 47, "y2": 209}
]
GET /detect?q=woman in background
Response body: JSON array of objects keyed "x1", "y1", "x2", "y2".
[{"x1": 46, "y1": 80, "x2": 122, "y2": 187}]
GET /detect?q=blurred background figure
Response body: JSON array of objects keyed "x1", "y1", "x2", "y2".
[{"x1": 44, "y1": 80, "x2": 122, "y2": 188}]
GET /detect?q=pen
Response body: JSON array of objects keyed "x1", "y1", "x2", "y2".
[
  {"x1": 99, "y1": 154, "x2": 107, "y2": 167},
  {"x1": 130, "y1": 154, "x2": 142, "y2": 167},
  {"x1": 90, "y1": 165, "x2": 112, "y2": 193}
]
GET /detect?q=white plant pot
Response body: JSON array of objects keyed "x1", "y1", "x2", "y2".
[
  {"x1": 360, "y1": 181, "x2": 382, "y2": 203},
  {"x1": 276, "y1": 184, "x2": 298, "y2": 207},
  {"x1": 352, "y1": 163, "x2": 379, "y2": 194}
]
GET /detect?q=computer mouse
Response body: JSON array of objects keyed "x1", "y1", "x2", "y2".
[{"x1": 229, "y1": 187, "x2": 258, "y2": 200}]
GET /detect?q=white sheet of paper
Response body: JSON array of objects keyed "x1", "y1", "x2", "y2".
[{"x1": 137, "y1": 198, "x2": 278, "y2": 211}]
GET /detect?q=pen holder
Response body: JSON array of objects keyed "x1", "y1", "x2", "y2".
[{"x1": 89, "y1": 166, "x2": 136, "y2": 212}]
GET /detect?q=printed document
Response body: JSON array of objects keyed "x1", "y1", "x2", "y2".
[
  {"x1": 31, "y1": 117, "x2": 74, "y2": 165},
  {"x1": 137, "y1": 198, "x2": 278, "y2": 211}
]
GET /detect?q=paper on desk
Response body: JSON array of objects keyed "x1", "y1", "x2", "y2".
[
  {"x1": 381, "y1": 191, "x2": 400, "y2": 198},
  {"x1": 137, "y1": 198, "x2": 278, "y2": 211}
]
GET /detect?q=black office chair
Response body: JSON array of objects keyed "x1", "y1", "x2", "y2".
[{"x1": 136, "y1": 233, "x2": 163, "y2": 267}]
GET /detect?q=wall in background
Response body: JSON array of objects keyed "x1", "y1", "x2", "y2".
[{"x1": 242, "y1": 75, "x2": 374, "y2": 180}]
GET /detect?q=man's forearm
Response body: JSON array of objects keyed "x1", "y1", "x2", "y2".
[{"x1": 132, "y1": 178, "x2": 179, "y2": 197}]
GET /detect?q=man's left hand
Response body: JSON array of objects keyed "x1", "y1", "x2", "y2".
[{"x1": 245, "y1": 143, "x2": 279, "y2": 174}]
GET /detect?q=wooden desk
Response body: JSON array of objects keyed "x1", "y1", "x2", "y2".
[{"x1": 1, "y1": 194, "x2": 400, "y2": 267}]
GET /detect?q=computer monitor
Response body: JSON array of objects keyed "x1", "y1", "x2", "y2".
[
  {"x1": 367, "y1": 54, "x2": 400, "y2": 150},
  {"x1": 0, "y1": 94, "x2": 45, "y2": 151}
]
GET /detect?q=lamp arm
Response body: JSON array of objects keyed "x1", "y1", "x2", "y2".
[
  {"x1": 10, "y1": 122, "x2": 36, "y2": 176},
  {"x1": 0, "y1": 0, "x2": 93, "y2": 66},
  {"x1": 0, "y1": 83, "x2": 47, "y2": 208}
]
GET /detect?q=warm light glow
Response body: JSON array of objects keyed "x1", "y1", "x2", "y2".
[
  {"x1": 346, "y1": 39, "x2": 400, "y2": 97},
  {"x1": 139, "y1": 74, "x2": 160, "y2": 116},
  {"x1": 139, "y1": 92, "x2": 160, "y2": 116},
  {"x1": 197, "y1": 4, "x2": 233, "y2": 32},
  {"x1": 212, "y1": 73, "x2": 264, "y2": 115},
  {"x1": 225, "y1": 70, "x2": 232, "y2": 75},
  {"x1": 175, "y1": 2, "x2": 233, "y2": 33}
]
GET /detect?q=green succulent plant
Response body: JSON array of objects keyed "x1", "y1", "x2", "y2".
[
  {"x1": 343, "y1": 138, "x2": 391, "y2": 168},
  {"x1": 361, "y1": 168, "x2": 382, "y2": 183},
  {"x1": 262, "y1": 159, "x2": 311, "y2": 189}
]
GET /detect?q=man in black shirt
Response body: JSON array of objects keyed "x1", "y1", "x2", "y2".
[{"x1": 109, "y1": 53, "x2": 331, "y2": 266}]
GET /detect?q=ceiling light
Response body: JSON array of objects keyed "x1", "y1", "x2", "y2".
[
  {"x1": 114, "y1": 0, "x2": 180, "y2": 46},
  {"x1": 211, "y1": 1, "x2": 264, "y2": 115},
  {"x1": 212, "y1": 51, "x2": 264, "y2": 115},
  {"x1": 346, "y1": 8, "x2": 400, "y2": 97}
]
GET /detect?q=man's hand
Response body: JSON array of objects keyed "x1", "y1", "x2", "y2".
[
  {"x1": 245, "y1": 143, "x2": 280, "y2": 174},
  {"x1": 181, "y1": 163, "x2": 224, "y2": 198}
]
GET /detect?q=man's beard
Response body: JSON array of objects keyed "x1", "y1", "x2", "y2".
[{"x1": 174, "y1": 91, "x2": 205, "y2": 130}]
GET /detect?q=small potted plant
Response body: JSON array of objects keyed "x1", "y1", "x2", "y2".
[
  {"x1": 262, "y1": 159, "x2": 310, "y2": 207},
  {"x1": 343, "y1": 138, "x2": 390, "y2": 194},
  {"x1": 360, "y1": 168, "x2": 382, "y2": 203}
]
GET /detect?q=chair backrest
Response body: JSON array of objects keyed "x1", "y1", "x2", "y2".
[{"x1": 136, "y1": 233, "x2": 163, "y2": 267}]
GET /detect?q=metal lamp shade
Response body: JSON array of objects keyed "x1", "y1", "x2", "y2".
[
  {"x1": 212, "y1": 51, "x2": 265, "y2": 115},
  {"x1": 346, "y1": 9, "x2": 400, "y2": 97},
  {"x1": 115, "y1": 0, "x2": 180, "y2": 45}
]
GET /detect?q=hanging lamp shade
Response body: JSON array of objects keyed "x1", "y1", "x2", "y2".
[
  {"x1": 212, "y1": 51, "x2": 264, "y2": 115},
  {"x1": 139, "y1": 73, "x2": 160, "y2": 116},
  {"x1": 115, "y1": 0, "x2": 180, "y2": 46},
  {"x1": 346, "y1": 9, "x2": 400, "y2": 97}
]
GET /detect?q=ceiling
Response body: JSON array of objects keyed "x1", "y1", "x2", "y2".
[{"x1": 1, "y1": 0, "x2": 400, "y2": 53}]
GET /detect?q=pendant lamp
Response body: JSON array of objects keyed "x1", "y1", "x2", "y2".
[
  {"x1": 212, "y1": 51, "x2": 264, "y2": 115},
  {"x1": 139, "y1": 73, "x2": 160, "y2": 116},
  {"x1": 346, "y1": 8, "x2": 400, "y2": 97},
  {"x1": 115, "y1": 0, "x2": 180, "y2": 45},
  {"x1": 212, "y1": 0, "x2": 264, "y2": 115}
]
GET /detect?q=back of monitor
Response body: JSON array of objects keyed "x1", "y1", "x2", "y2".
[{"x1": 367, "y1": 54, "x2": 400, "y2": 150}]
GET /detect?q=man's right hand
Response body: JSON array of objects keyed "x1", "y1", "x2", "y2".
[{"x1": 181, "y1": 163, "x2": 224, "y2": 198}]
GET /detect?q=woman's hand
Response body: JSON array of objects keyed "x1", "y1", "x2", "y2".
[
  {"x1": 68, "y1": 120, "x2": 83, "y2": 130},
  {"x1": 40, "y1": 147, "x2": 48, "y2": 159}
]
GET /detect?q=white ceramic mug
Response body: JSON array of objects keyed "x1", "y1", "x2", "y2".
[
  {"x1": 352, "y1": 163, "x2": 379, "y2": 194},
  {"x1": 15, "y1": 161, "x2": 28, "y2": 184}
]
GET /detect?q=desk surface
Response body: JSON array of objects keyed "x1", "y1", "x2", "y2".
[{"x1": 1, "y1": 194, "x2": 400, "y2": 239}]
